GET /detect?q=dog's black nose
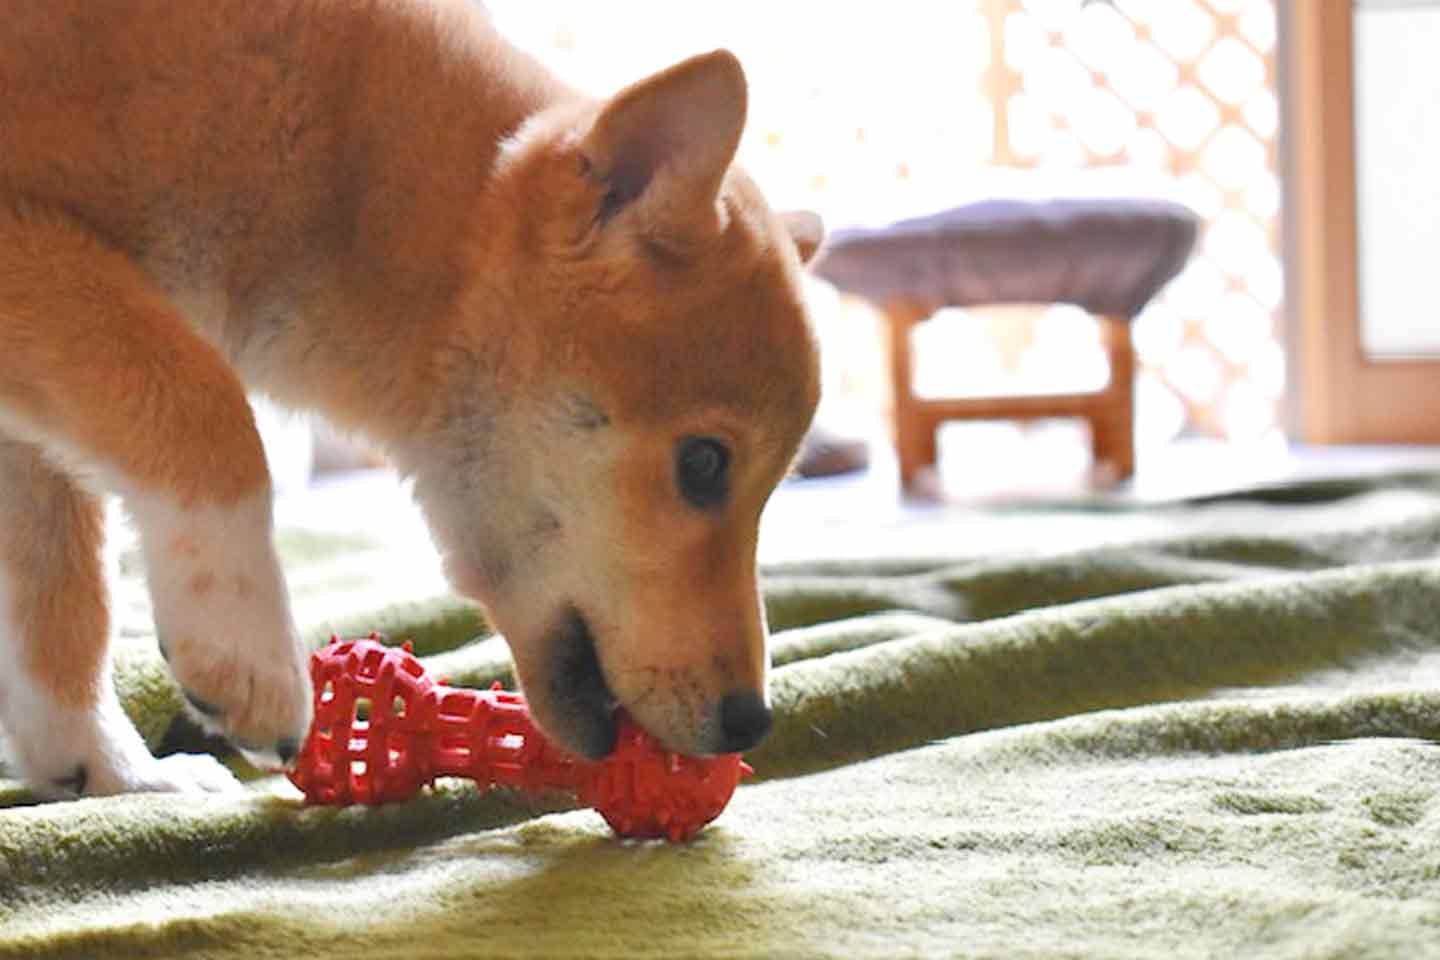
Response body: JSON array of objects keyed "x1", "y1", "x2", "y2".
[{"x1": 718, "y1": 691, "x2": 773, "y2": 753}]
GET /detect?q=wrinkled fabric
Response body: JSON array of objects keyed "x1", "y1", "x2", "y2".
[{"x1": 4, "y1": 478, "x2": 1440, "y2": 959}]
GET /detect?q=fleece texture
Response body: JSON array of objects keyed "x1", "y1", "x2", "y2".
[{"x1": 3, "y1": 478, "x2": 1440, "y2": 958}]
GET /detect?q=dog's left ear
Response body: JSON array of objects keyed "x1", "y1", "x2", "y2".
[
  {"x1": 579, "y1": 50, "x2": 746, "y2": 244},
  {"x1": 780, "y1": 211, "x2": 825, "y2": 265}
]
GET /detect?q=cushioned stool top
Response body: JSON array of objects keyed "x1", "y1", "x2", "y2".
[{"x1": 814, "y1": 197, "x2": 1199, "y2": 318}]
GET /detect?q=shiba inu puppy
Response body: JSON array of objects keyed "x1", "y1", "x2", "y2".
[{"x1": 0, "y1": 0, "x2": 822, "y2": 796}]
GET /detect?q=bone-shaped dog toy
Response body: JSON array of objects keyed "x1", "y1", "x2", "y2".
[{"x1": 287, "y1": 635, "x2": 751, "y2": 842}]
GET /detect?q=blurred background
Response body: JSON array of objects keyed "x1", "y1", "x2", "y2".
[
  {"x1": 482, "y1": 0, "x2": 1288, "y2": 501},
  {"x1": 267, "y1": 0, "x2": 1440, "y2": 519}
]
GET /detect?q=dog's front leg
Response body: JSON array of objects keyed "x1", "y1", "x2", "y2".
[
  {"x1": 0, "y1": 435, "x2": 239, "y2": 795},
  {"x1": 0, "y1": 204, "x2": 311, "y2": 783}
]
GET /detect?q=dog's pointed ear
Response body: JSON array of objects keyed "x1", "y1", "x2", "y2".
[
  {"x1": 578, "y1": 50, "x2": 746, "y2": 239},
  {"x1": 780, "y1": 211, "x2": 825, "y2": 265}
]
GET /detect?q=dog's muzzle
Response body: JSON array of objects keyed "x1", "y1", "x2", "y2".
[{"x1": 544, "y1": 607, "x2": 619, "y2": 760}]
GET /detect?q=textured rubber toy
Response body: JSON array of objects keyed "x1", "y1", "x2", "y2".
[{"x1": 287, "y1": 635, "x2": 751, "y2": 842}]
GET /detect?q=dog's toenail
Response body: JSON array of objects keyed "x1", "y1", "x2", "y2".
[
  {"x1": 182, "y1": 689, "x2": 223, "y2": 717},
  {"x1": 275, "y1": 737, "x2": 299, "y2": 767},
  {"x1": 718, "y1": 691, "x2": 773, "y2": 753}
]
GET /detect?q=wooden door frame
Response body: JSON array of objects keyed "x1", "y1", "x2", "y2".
[{"x1": 1285, "y1": 0, "x2": 1440, "y2": 443}]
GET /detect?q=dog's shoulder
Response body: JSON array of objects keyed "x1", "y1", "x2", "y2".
[{"x1": 0, "y1": 1, "x2": 550, "y2": 306}]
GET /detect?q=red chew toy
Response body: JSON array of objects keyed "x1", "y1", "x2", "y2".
[{"x1": 287, "y1": 635, "x2": 751, "y2": 842}]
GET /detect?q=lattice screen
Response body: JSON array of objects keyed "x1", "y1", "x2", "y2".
[
  {"x1": 486, "y1": 0, "x2": 1283, "y2": 448},
  {"x1": 978, "y1": 0, "x2": 1284, "y2": 447}
]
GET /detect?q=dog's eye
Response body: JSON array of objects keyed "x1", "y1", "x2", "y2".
[{"x1": 676, "y1": 436, "x2": 730, "y2": 510}]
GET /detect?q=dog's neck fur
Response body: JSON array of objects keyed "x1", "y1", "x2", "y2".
[{"x1": 206, "y1": 4, "x2": 572, "y2": 450}]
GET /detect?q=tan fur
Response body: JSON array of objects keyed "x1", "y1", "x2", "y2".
[
  {"x1": 0, "y1": 0, "x2": 821, "y2": 783},
  {"x1": 0, "y1": 438, "x2": 109, "y2": 710},
  {"x1": 0, "y1": 203, "x2": 270, "y2": 505}
]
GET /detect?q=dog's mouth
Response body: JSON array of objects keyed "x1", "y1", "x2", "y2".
[{"x1": 541, "y1": 607, "x2": 620, "y2": 760}]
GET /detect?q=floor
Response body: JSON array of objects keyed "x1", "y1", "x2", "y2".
[
  {"x1": 277, "y1": 428, "x2": 1440, "y2": 571},
  {"x1": 757, "y1": 424, "x2": 1440, "y2": 562}
]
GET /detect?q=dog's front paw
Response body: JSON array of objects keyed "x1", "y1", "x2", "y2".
[
  {"x1": 160, "y1": 625, "x2": 312, "y2": 769},
  {"x1": 81, "y1": 751, "x2": 243, "y2": 796},
  {"x1": 15, "y1": 702, "x2": 245, "y2": 799},
  {"x1": 134, "y1": 752, "x2": 244, "y2": 794},
  {"x1": 136, "y1": 493, "x2": 313, "y2": 767}
]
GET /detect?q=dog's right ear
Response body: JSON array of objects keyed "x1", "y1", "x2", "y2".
[{"x1": 578, "y1": 50, "x2": 747, "y2": 247}]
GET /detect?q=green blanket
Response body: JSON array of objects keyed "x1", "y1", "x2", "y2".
[{"x1": 4, "y1": 476, "x2": 1440, "y2": 959}]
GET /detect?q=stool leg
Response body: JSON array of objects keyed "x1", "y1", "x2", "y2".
[
  {"x1": 884, "y1": 300, "x2": 935, "y2": 491},
  {"x1": 1091, "y1": 314, "x2": 1136, "y2": 481}
]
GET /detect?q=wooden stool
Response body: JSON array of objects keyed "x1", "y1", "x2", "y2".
[{"x1": 814, "y1": 198, "x2": 1197, "y2": 490}]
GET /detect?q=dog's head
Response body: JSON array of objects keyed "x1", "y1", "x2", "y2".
[{"x1": 407, "y1": 50, "x2": 822, "y2": 760}]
